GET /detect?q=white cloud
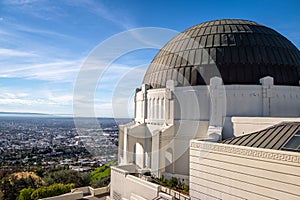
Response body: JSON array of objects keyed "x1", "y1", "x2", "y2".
[
  {"x1": 13, "y1": 23, "x2": 77, "y2": 40},
  {"x1": 0, "y1": 48, "x2": 36, "y2": 57},
  {"x1": 64, "y1": 0, "x2": 135, "y2": 29},
  {"x1": 46, "y1": 93, "x2": 73, "y2": 105},
  {"x1": 0, "y1": 59, "x2": 83, "y2": 82},
  {"x1": 0, "y1": 30, "x2": 11, "y2": 36},
  {"x1": 0, "y1": 87, "x2": 74, "y2": 114},
  {"x1": 4, "y1": 0, "x2": 39, "y2": 5},
  {"x1": 0, "y1": 92, "x2": 29, "y2": 99},
  {"x1": 0, "y1": 98, "x2": 42, "y2": 105}
]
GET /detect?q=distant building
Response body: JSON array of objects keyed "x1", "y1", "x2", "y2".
[{"x1": 110, "y1": 19, "x2": 300, "y2": 200}]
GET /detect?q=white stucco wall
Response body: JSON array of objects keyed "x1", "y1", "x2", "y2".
[
  {"x1": 122, "y1": 77, "x2": 300, "y2": 180},
  {"x1": 190, "y1": 140, "x2": 300, "y2": 200},
  {"x1": 222, "y1": 116, "x2": 300, "y2": 139},
  {"x1": 40, "y1": 192, "x2": 83, "y2": 200},
  {"x1": 135, "y1": 79, "x2": 300, "y2": 125},
  {"x1": 110, "y1": 165, "x2": 160, "y2": 200}
]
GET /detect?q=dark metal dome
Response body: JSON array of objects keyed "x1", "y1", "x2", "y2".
[{"x1": 143, "y1": 19, "x2": 300, "y2": 88}]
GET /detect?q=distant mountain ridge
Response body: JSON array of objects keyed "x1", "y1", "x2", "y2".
[
  {"x1": 0, "y1": 111, "x2": 50, "y2": 115},
  {"x1": 0, "y1": 112, "x2": 132, "y2": 119}
]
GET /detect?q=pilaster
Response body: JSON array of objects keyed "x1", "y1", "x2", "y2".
[{"x1": 260, "y1": 76, "x2": 274, "y2": 117}]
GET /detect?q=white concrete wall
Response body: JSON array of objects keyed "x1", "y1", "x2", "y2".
[
  {"x1": 136, "y1": 81, "x2": 300, "y2": 126},
  {"x1": 125, "y1": 77, "x2": 300, "y2": 180},
  {"x1": 173, "y1": 86, "x2": 210, "y2": 121},
  {"x1": 40, "y1": 192, "x2": 83, "y2": 200},
  {"x1": 230, "y1": 117, "x2": 300, "y2": 137},
  {"x1": 135, "y1": 82, "x2": 300, "y2": 137},
  {"x1": 110, "y1": 166, "x2": 160, "y2": 200},
  {"x1": 271, "y1": 86, "x2": 300, "y2": 117},
  {"x1": 90, "y1": 186, "x2": 110, "y2": 196},
  {"x1": 190, "y1": 140, "x2": 300, "y2": 200},
  {"x1": 225, "y1": 85, "x2": 263, "y2": 116}
]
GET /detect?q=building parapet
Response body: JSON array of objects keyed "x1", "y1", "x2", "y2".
[
  {"x1": 190, "y1": 140, "x2": 300, "y2": 166},
  {"x1": 40, "y1": 191, "x2": 83, "y2": 200},
  {"x1": 160, "y1": 186, "x2": 190, "y2": 200},
  {"x1": 111, "y1": 164, "x2": 138, "y2": 175}
]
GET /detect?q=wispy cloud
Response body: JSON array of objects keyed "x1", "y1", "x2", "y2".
[
  {"x1": 12, "y1": 23, "x2": 77, "y2": 40},
  {"x1": 0, "y1": 98, "x2": 44, "y2": 105},
  {"x1": 3, "y1": 0, "x2": 66, "y2": 21},
  {"x1": 0, "y1": 86, "x2": 74, "y2": 114},
  {"x1": 0, "y1": 29, "x2": 10, "y2": 35},
  {"x1": 0, "y1": 92, "x2": 29, "y2": 99},
  {"x1": 3, "y1": 0, "x2": 40, "y2": 5},
  {"x1": 0, "y1": 0, "x2": 139, "y2": 116},
  {"x1": 0, "y1": 59, "x2": 82, "y2": 82},
  {"x1": 64, "y1": 0, "x2": 136, "y2": 29},
  {"x1": 0, "y1": 48, "x2": 36, "y2": 57},
  {"x1": 3, "y1": 0, "x2": 135, "y2": 29}
]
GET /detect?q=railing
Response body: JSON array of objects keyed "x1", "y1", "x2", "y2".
[
  {"x1": 138, "y1": 174, "x2": 152, "y2": 182},
  {"x1": 136, "y1": 173, "x2": 190, "y2": 200},
  {"x1": 160, "y1": 186, "x2": 190, "y2": 200},
  {"x1": 70, "y1": 185, "x2": 110, "y2": 197}
]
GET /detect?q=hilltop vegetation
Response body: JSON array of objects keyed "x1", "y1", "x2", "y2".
[
  {"x1": 19, "y1": 183, "x2": 74, "y2": 200},
  {"x1": 90, "y1": 161, "x2": 116, "y2": 188},
  {"x1": 0, "y1": 161, "x2": 116, "y2": 200}
]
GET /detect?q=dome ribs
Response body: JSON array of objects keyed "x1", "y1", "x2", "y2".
[{"x1": 143, "y1": 19, "x2": 300, "y2": 88}]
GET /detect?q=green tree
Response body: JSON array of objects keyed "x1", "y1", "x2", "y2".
[
  {"x1": 43, "y1": 170, "x2": 90, "y2": 187},
  {"x1": 0, "y1": 172, "x2": 43, "y2": 200},
  {"x1": 0, "y1": 177, "x2": 15, "y2": 200}
]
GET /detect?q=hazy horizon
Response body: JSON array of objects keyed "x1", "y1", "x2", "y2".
[{"x1": 1, "y1": 0, "x2": 299, "y2": 117}]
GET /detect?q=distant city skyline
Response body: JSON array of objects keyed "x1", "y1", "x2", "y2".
[{"x1": 0, "y1": 0, "x2": 299, "y2": 117}]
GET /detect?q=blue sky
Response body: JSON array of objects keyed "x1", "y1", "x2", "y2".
[{"x1": 0, "y1": 0, "x2": 299, "y2": 117}]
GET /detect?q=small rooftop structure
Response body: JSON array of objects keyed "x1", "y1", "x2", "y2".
[{"x1": 222, "y1": 122, "x2": 300, "y2": 152}]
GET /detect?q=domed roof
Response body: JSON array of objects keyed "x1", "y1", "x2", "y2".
[{"x1": 143, "y1": 19, "x2": 300, "y2": 88}]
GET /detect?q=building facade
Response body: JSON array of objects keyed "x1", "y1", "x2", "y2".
[{"x1": 111, "y1": 19, "x2": 300, "y2": 200}]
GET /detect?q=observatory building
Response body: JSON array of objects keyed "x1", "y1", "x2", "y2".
[{"x1": 111, "y1": 19, "x2": 300, "y2": 200}]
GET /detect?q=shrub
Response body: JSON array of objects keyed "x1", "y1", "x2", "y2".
[
  {"x1": 143, "y1": 171, "x2": 151, "y2": 176},
  {"x1": 43, "y1": 170, "x2": 90, "y2": 187},
  {"x1": 184, "y1": 185, "x2": 189, "y2": 193},
  {"x1": 30, "y1": 183, "x2": 74, "y2": 200},
  {"x1": 89, "y1": 161, "x2": 116, "y2": 188},
  {"x1": 19, "y1": 188, "x2": 35, "y2": 200},
  {"x1": 168, "y1": 177, "x2": 178, "y2": 188},
  {"x1": 90, "y1": 176, "x2": 110, "y2": 188},
  {"x1": 91, "y1": 167, "x2": 110, "y2": 182}
]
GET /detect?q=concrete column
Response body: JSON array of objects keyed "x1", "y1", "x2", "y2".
[
  {"x1": 208, "y1": 77, "x2": 225, "y2": 141},
  {"x1": 154, "y1": 99, "x2": 156, "y2": 119},
  {"x1": 123, "y1": 127, "x2": 128, "y2": 164},
  {"x1": 141, "y1": 84, "x2": 149, "y2": 123},
  {"x1": 151, "y1": 131, "x2": 160, "y2": 177},
  {"x1": 161, "y1": 98, "x2": 165, "y2": 120},
  {"x1": 149, "y1": 98, "x2": 152, "y2": 120},
  {"x1": 209, "y1": 77, "x2": 225, "y2": 127},
  {"x1": 164, "y1": 91, "x2": 170, "y2": 124},
  {"x1": 165, "y1": 80, "x2": 176, "y2": 125},
  {"x1": 145, "y1": 137, "x2": 152, "y2": 168},
  {"x1": 134, "y1": 90, "x2": 138, "y2": 120},
  {"x1": 260, "y1": 76, "x2": 274, "y2": 117},
  {"x1": 118, "y1": 126, "x2": 124, "y2": 164}
]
